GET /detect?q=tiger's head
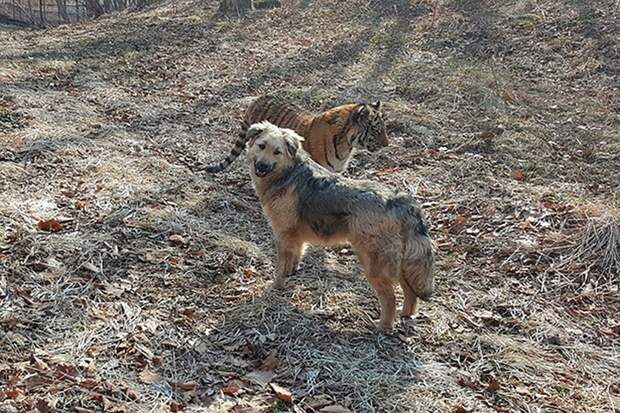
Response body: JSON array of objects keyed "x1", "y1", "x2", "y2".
[{"x1": 347, "y1": 101, "x2": 389, "y2": 152}]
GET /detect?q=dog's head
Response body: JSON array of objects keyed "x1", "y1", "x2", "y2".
[{"x1": 246, "y1": 121, "x2": 304, "y2": 179}]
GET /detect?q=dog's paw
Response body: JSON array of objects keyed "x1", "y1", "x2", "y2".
[
  {"x1": 269, "y1": 279, "x2": 287, "y2": 291},
  {"x1": 376, "y1": 320, "x2": 395, "y2": 332}
]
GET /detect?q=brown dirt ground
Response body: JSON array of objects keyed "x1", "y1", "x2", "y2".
[{"x1": 1, "y1": 1, "x2": 619, "y2": 412}]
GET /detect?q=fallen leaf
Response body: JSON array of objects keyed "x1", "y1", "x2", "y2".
[
  {"x1": 456, "y1": 376, "x2": 478, "y2": 390},
  {"x1": 243, "y1": 266, "x2": 258, "y2": 278},
  {"x1": 31, "y1": 355, "x2": 50, "y2": 371},
  {"x1": 381, "y1": 167, "x2": 398, "y2": 173},
  {"x1": 169, "y1": 234, "x2": 189, "y2": 246},
  {"x1": 36, "y1": 399, "x2": 50, "y2": 413},
  {"x1": 480, "y1": 130, "x2": 495, "y2": 141},
  {"x1": 26, "y1": 374, "x2": 54, "y2": 388},
  {"x1": 472, "y1": 309, "x2": 494, "y2": 320},
  {"x1": 81, "y1": 262, "x2": 99, "y2": 273},
  {"x1": 260, "y1": 350, "x2": 279, "y2": 371},
  {"x1": 54, "y1": 363, "x2": 78, "y2": 378},
  {"x1": 199, "y1": 394, "x2": 213, "y2": 406},
  {"x1": 139, "y1": 368, "x2": 161, "y2": 384},
  {"x1": 453, "y1": 215, "x2": 466, "y2": 225},
  {"x1": 487, "y1": 379, "x2": 500, "y2": 392},
  {"x1": 95, "y1": 184, "x2": 104, "y2": 192},
  {"x1": 270, "y1": 383, "x2": 292, "y2": 403},
  {"x1": 75, "y1": 408, "x2": 94, "y2": 413},
  {"x1": 511, "y1": 169, "x2": 525, "y2": 181},
  {"x1": 170, "y1": 401, "x2": 184, "y2": 412},
  {"x1": 449, "y1": 215, "x2": 466, "y2": 233},
  {"x1": 179, "y1": 307, "x2": 196, "y2": 319},
  {"x1": 542, "y1": 200, "x2": 567, "y2": 212},
  {"x1": 245, "y1": 369, "x2": 274, "y2": 387},
  {"x1": 134, "y1": 343, "x2": 154, "y2": 360},
  {"x1": 518, "y1": 220, "x2": 530, "y2": 230},
  {"x1": 7, "y1": 375, "x2": 20, "y2": 386},
  {"x1": 452, "y1": 406, "x2": 471, "y2": 413},
  {"x1": 89, "y1": 393, "x2": 111, "y2": 410},
  {"x1": 0, "y1": 317, "x2": 18, "y2": 329},
  {"x1": 5, "y1": 388, "x2": 20, "y2": 399},
  {"x1": 222, "y1": 385, "x2": 241, "y2": 396},
  {"x1": 172, "y1": 382, "x2": 198, "y2": 391},
  {"x1": 122, "y1": 387, "x2": 140, "y2": 401},
  {"x1": 79, "y1": 378, "x2": 99, "y2": 389},
  {"x1": 306, "y1": 399, "x2": 333, "y2": 411},
  {"x1": 37, "y1": 219, "x2": 63, "y2": 232},
  {"x1": 30, "y1": 261, "x2": 50, "y2": 272},
  {"x1": 501, "y1": 91, "x2": 516, "y2": 103},
  {"x1": 320, "y1": 405, "x2": 353, "y2": 413},
  {"x1": 75, "y1": 200, "x2": 86, "y2": 210}
]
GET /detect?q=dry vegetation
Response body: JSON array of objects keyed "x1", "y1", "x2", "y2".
[{"x1": 1, "y1": 0, "x2": 619, "y2": 412}]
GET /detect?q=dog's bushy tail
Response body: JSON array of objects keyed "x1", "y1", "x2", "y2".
[{"x1": 396, "y1": 200, "x2": 435, "y2": 300}]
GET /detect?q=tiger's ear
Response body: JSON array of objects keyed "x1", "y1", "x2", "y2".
[
  {"x1": 352, "y1": 104, "x2": 370, "y2": 124},
  {"x1": 246, "y1": 121, "x2": 268, "y2": 146},
  {"x1": 372, "y1": 100, "x2": 382, "y2": 110},
  {"x1": 282, "y1": 128, "x2": 304, "y2": 158}
]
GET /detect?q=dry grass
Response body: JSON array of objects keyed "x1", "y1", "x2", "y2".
[{"x1": 1, "y1": 0, "x2": 619, "y2": 412}]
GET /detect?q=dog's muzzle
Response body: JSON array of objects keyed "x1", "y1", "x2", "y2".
[{"x1": 254, "y1": 161, "x2": 274, "y2": 177}]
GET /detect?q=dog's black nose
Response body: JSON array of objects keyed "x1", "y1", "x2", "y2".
[
  {"x1": 256, "y1": 161, "x2": 270, "y2": 173},
  {"x1": 255, "y1": 161, "x2": 273, "y2": 177}
]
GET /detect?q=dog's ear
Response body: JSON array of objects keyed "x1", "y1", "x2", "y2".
[
  {"x1": 282, "y1": 129, "x2": 304, "y2": 157},
  {"x1": 352, "y1": 104, "x2": 370, "y2": 124},
  {"x1": 246, "y1": 122, "x2": 268, "y2": 146}
]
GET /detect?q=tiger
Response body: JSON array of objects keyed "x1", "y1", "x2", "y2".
[{"x1": 204, "y1": 95, "x2": 389, "y2": 174}]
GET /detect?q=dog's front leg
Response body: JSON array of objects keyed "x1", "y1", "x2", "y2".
[{"x1": 272, "y1": 236, "x2": 303, "y2": 289}]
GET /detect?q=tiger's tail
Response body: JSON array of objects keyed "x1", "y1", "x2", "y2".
[{"x1": 203, "y1": 120, "x2": 251, "y2": 173}]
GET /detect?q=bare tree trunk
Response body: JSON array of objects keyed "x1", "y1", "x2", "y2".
[
  {"x1": 84, "y1": 0, "x2": 104, "y2": 16},
  {"x1": 27, "y1": 0, "x2": 35, "y2": 24},
  {"x1": 39, "y1": 0, "x2": 44, "y2": 24},
  {"x1": 219, "y1": 0, "x2": 253, "y2": 16},
  {"x1": 56, "y1": 0, "x2": 69, "y2": 21}
]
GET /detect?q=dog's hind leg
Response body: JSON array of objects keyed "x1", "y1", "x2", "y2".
[
  {"x1": 355, "y1": 247, "x2": 397, "y2": 330},
  {"x1": 367, "y1": 275, "x2": 396, "y2": 330},
  {"x1": 273, "y1": 235, "x2": 304, "y2": 289},
  {"x1": 399, "y1": 277, "x2": 418, "y2": 317}
]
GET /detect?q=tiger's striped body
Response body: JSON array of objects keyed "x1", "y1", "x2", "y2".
[{"x1": 205, "y1": 95, "x2": 388, "y2": 173}]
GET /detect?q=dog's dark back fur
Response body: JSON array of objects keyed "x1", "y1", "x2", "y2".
[{"x1": 270, "y1": 153, "x2": 429, "y2": 241}]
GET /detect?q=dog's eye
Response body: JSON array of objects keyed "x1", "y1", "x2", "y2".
[
  {"x1": 258, "y1": 143, "x2": 266, "y2": 150},
  {"x1": 273, "y1": 149, "x2": 281, "y2": 155}
]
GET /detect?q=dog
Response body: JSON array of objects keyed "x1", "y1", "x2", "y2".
[{"x1": 245, "y1": 121, "x2": 434, "y2": 330}]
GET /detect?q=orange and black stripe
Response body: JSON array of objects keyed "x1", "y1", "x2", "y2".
[
  {"x1": 204, "y1": 96, "x2": 312, "y2": 173},
  {"x1": 203, "y1": 95, "x2": 388, "y2": 174}
]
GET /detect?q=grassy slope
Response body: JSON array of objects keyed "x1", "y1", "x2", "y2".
[{"x1": 1, "y1": 1, "x2": 618, "y2": 412}]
